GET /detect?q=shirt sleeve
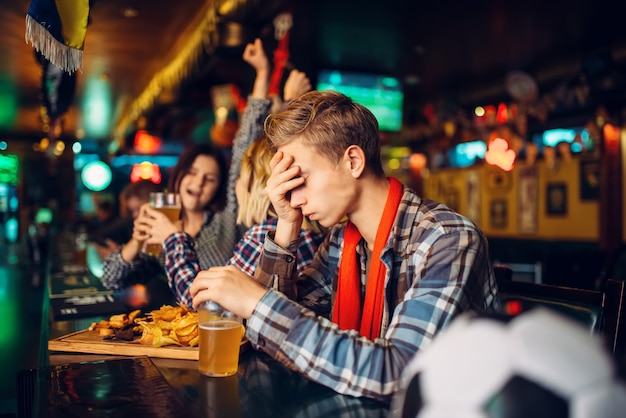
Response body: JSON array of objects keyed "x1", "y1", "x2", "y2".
[
  {"x1": 227, "y1": 222, "x2": 272, "y2": 277},
  {"x1": 100, "y1": 247, "x2": 164, "y2": 291},
  {"x1": 163, "y1": 232, "x2": 199, "y2": 307},
  {"x1": 253, "y1": 231, "x2": 300, "y2": 296},
  {"x1": 246, "y1": 226, "x2": 492, "y2": 402}
]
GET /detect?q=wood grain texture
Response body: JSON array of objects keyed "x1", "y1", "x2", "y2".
[{"x1": 49, "y1": 329, "x2": 248, "y2": 360}]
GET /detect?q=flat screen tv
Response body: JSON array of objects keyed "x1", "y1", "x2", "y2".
[{"x1": 316, "y1": 70, "x2": 404, "y2": 132}]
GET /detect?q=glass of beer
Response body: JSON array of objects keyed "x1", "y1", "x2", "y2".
[
  {"x1": 143, "y1": 191, "x2": 181, "y2": 257},
  {"x1": 198, "y1": 301, "x2": 244, "y2": 377}
]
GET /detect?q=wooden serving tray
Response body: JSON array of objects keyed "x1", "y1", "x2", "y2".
[{"x1": 49, "y1": 329, "x2": 248, "y2": 361}]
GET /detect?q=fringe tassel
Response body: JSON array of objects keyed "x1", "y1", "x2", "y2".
[{"x1": 25, "y1": 14, "x2": 83, "y2": 74}]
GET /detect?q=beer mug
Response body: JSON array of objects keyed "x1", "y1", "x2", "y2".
[
  {"x1": 198, "y1": 301, "x2": 244, "y2": 377},
  {"x1": 143, "y1": 192, "x2": 181, "y2": 257}
]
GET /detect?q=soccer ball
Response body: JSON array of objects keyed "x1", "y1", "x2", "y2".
[{"x1": 390, "y1": 308, "x2": 626, "y2": 418}]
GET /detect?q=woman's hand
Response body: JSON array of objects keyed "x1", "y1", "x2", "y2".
[
  {"x1": 283, "y1": 69, "x2": 311, "y2": 102},
  {"x1": 120, "y1": 211, "x2": 152, "y2": 262},
  {"x1": 242, "y1": 38, "x2": 269, "y2": 74},
  {"x1": 141, "y1": 204, "x2": 182, "y2": 246}
]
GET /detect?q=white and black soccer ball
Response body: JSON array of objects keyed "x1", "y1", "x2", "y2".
[{"x1": 390, "y1": 308, "x2": 626, "y2": 418}]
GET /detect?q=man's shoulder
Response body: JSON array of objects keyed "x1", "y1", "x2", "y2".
[{"x1": 398, "y1": 189, "x2": 482, "y2": 235}]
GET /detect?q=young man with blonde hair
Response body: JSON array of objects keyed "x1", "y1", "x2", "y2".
[{"x1": 191, "y1": 90, "x2": 499, "y2": 402}]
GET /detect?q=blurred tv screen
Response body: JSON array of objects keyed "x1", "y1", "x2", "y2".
[{"x1": 316, "y1": 70, "x2": 404, "y2": 132}]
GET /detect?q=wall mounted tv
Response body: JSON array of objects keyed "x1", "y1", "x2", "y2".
[{"x1": 316, "y1": 70, "x2": 404, "y2": 132}]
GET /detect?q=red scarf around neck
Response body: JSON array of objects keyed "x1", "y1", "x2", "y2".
[{"x1": 332, "y1": 177, "x2": 403, "y2": 339}]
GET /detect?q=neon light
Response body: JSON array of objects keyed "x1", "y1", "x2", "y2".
[
  {"x1": 449, "y1": 141, "x2": 487, "y2": 168},
  {"x1": 110, "y1": 155, "x2": 179, "y2": 168},
  {"x1": 409, "y1": 153, "x2": 427, "y2": 175},
  {"x1": 5, "y1": 217, "x2": 18, "y2": 243},
  {"x1": 134, "y1": 130, "x2": 161, "y2": 153},
  {"x1": 0, "y1": 267, "x2": 19, "y2": 346},
  {"x1": 0, "y1": 154, "x2": 19, "y2": 185},
  {"x1": 485, "y1": 138, "x2": 515, "y2": 171},
  {"x1": 35, "y1": 208, "x2": 53, "y2": 224},
  {"x1": 81, "y1": 161, "x2": 112, "y2": 191},
  {"x1": 496, "y1": 103, "x2": 508, "y2": 123},
  {"x1": 130, "y1": 162, "x2": 162, "y2": 184},
  {"x1": 543, "y1": 129, "x2": 576, "y2": 147},
  {"x1": 0, "y1": 75, "x2": 17, "y2": 130},
  {"x1": 82, "y1": 77, "x2": 112, "y2": 138}
]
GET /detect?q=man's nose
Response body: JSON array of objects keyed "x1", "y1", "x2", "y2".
[{"x1": 289, "y1": 188, "x2": 304, "y2": 208}]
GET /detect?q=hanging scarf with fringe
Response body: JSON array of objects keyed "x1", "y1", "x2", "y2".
[{"x1": 25, "y1": 0, "x2": 91, "y2": 73}]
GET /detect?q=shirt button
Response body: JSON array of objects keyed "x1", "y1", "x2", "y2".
[{"x1": 285, "y1": 255, "x2": 294, "y2": 263}]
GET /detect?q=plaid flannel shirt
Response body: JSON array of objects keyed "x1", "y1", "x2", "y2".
[
  {"x1": 164, "y1": 217, "x2": 327, "y2": 307},
  {"x1": 246, "y1": 187, "x2": 500, "y2": 402}
]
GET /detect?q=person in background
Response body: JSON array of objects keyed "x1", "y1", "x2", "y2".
[
  {"x1": 165, "y1": 135, "x2": 327, "y2": 304},
  {"x1": 92, "y1": 198, "x2": 117, "y2": 231},
  {"x1": 101, "y1": 38, "x2": 272, "y2": 298},
  {"x1": 100, "y1": 142, "x2": 230, "y2": 291},
  {"x1": 93, "y1": 180, "x2": 160, "y2": 261},
  {"x1": 190, "y1": 90, "x2": 499, "y2": 402},
  {"x1": 141, "y1": 38, "x2": 313, "y2": 306}
]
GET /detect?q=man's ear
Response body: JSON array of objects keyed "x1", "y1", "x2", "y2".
[{"x1": 343, "y1": 145, "x2": 366, "y2": 178}]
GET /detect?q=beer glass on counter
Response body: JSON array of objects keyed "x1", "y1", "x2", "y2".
[
  {"x1": 198, "y1": 301, "x2": 244, "y2": 377},
  {"x1": 143, "y1": 192, "x2": 181, "y2": 257}
]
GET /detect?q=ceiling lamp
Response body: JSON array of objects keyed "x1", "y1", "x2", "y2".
[{"x1": 122, "y1": 7, "x2": 139, "y2": 18}]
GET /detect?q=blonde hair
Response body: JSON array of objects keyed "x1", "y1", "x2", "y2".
[
  {"x1": 237, "y1": 136, "x2": 326, "y2": 234},
  {"x1": 237, "y1": 137, "x2": 274, "y2": 227},
  {"x1": 264, "y1": 90, "x2": 384, "y2": 177}
]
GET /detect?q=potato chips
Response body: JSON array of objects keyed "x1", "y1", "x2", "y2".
[
  {"x1": 136, "y1": 305, "x2": 199, "y2": 348},
  {"x1": 89, "y1": 305, "x2": 199, "y2": 348}
]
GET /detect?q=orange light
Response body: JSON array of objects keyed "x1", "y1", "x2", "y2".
[
  {"x1": 485, "y1": 137, "x2": 516, "y2": 171},
  {"x1": 133, "y1": 130, "x2": 161, "y2": 153},
  {"x1": 130, "y1": 161, "x2": 162, "y2": 184},
  {"x1": 409, "y1": 153, "x2": 427, "y2": 175},
  {"x1": 125, "y1": 283, "x2": 149, "y2": 308},
  {"x1": 603, "y1": 123, "x2": 619, "y2": 143}
]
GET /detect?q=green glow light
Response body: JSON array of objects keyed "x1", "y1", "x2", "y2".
[
  {"x1": 0, "y1": 75, "x2": 17, "y2": 129},
  {"x1": 0, "y1": 268, "x2": 18, "y2": 347},
  {"x1": 82, "y1": 77, "x2": 112, "y2": 138},
  {"x1": 35, "y1": 208, "x2": 53, "y2": 224},
  {"x1": 0, "y1": 154, "x2": 19, "y2": 185},
  {"x1": 81, "y1": 161, "x2": 112, "y2": 191},
  {"x1": 5, "y1": 217, "x2": 17, "y2": 242}
]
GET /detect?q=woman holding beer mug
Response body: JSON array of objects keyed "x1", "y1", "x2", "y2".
[{"x1": 100, "y1": 38, "x2": 272, "y2": 294}]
